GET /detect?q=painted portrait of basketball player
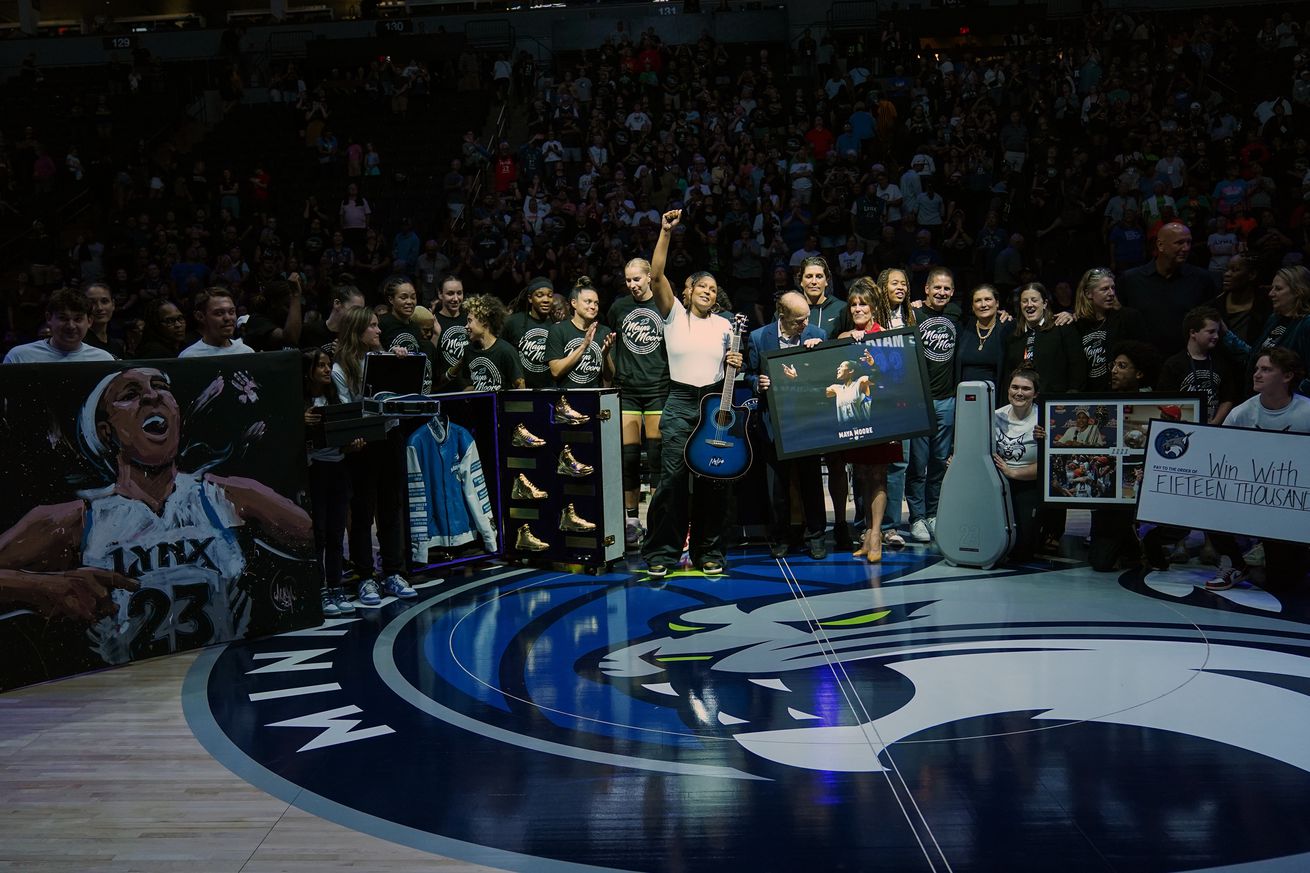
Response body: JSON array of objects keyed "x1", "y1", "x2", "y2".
[{"x1": 0, "y1": 356, "x2": 315, "y2": 685}]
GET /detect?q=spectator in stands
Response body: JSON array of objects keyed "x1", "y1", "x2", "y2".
[
  {"x1": 83, "y1": 282, "x2": 123, "y2": 358},
  {"x1": 338, "y1": 183, "x2": 371, "y2": 252},
  {"x1": 4, "y1": 289, "x2": 116, "y2": 364},
  {"x1": 134, "y1": 299, "x2": 189, "y2": 360},
  {"x1": 242, "y1": 276, "x2": 304, "y2": 351},
  {"x1": 179, "y1": 287, "x2": 253, "y2": 358},
  {"x1": 392, "y1": 219, "x2": 420, "y2": 276}
]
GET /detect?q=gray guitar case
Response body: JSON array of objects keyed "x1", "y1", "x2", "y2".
[{"x1": 936, "y1": 380, "x2": 1016, "y2": 569}]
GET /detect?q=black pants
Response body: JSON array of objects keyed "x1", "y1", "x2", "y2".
[
  {"x1": 765, "y1": 446, "x2": 825, "y2": 549},
  {"x1": 1088, "y1": 508, "x2": 1139, "y2": 572},
  {"x1": 642, "y1": 384, "x2": 731, "y2": 568},
  {"x1": 346, "y1": 430, "x2": 406, "y2": 578},
  {"x1": 309, "y1": 458, "x2": 351, "y2": 590},
  {"x1": 1008, "y1": 478, "x2": 1041, "y2": 562}
]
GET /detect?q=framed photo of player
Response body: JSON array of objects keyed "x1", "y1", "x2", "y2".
[
  {"x1": 1040, "y1": 394, "x2": 1203, "y2": 506},
  {"x1": 0, "y1": 352, "x2": 320, "y2": 692},
  {"x1": 763, "y1": 328, "x2": 935, "y2": 461}
]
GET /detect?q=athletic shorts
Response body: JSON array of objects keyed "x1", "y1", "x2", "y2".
[{"x1": 619, "y1": 384, "x2": 669, "y2": 415}]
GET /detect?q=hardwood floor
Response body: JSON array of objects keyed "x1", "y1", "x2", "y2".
[{"x1": 0, "y1": 651, "x2": 501, "y2": 873}]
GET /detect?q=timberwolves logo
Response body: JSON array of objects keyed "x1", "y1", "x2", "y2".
[
  {"x1": 619, "y1": 306, "x2": 663, "y2": 355},
  {"x1": 465, "y1": 356, "x2": 502, "y2": 391},
  {"x1": 563, "y1": 337, "x2": 603, "y2": 384},
  {"x1": 439, "y1": 323, "x2": 468, "y2": 367},
  {"x1": 1155, "y1": 426, "x2": 1193, "y2": 458},
  {"x1": 189, "y1": 555, "x2": 1310, "y2": 871},
  {"x1": 917, "y1": 315, "x2": 957, "y2": 363},
  {"x1": 518, "y1": 327, "x2": 549, "y2": 373}
]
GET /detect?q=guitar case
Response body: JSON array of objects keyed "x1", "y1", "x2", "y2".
[{"x1": 935, "y1": 380, "x2": 1016, "y2": 569}]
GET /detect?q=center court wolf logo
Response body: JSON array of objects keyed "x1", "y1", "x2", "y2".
[{"x1": 191, "y1": 556, "x2": 1310, "y2": 872}]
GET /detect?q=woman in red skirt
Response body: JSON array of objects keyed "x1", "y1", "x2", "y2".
[{"x1": 830, "y1": 277, "x2": 905, "y2": 563}]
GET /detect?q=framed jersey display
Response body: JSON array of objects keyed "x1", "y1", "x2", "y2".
[
  {"x1": 1040, "y1": 393, "x2": 1203, "y2": 506},
  {"x1": 0, "y1": 351, "x2": 319, "y2": 692},
  {"x1": 762, "y1": 328, "x2": 935, "y2": 461}
]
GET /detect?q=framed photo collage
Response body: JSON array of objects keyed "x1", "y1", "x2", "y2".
[{"x1": 1041, "y1": 394, "x2": 1204, "y2": 507}]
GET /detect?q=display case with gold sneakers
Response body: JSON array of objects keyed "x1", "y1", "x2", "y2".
[{"x1": 499, "y1": 389, "x2": 624, "y2": 569}]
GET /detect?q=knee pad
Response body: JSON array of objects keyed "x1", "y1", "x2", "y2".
[
  {"x1": 622, "y1": 443, "x2": 641, "y2": 492},
  {"x1": 644, "y1": 437, "x2": 662, "y2": 485}
]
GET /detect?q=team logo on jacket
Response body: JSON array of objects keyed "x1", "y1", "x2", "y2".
[
  {"x1": 189, "y1": 556, "x2": 1310, "y2": 872},
  {"x1": 619, "y1": 307, "x2": 663, "y2": 355}
]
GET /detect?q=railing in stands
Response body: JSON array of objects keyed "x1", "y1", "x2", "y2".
[
  {"x1": 827, "y1": 0, "x2": 880, "y2": 29},
  {"x1": 464, "y1": 18, "x2": 514, "y2": 52},
  {"x1": 269, "y1": 29, "x2": 314, "y2": 59}
]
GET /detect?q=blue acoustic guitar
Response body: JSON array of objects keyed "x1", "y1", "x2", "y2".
[{"x1": 685, "y1": 314, "x2": 753, "y2": 480}]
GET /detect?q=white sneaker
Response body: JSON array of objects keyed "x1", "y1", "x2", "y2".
[
  {"x1": 380, "y1": 574, "x2": 418, "y2": 599},
  {"x1": 1205, "y1": 556, "x2": 1246, "y2": 591},
  {"x1": 357, "y1": 579, "x2": 382, "y2": 606},
  {"x1": 321, "y1": 591, "x2": 341, "y2": 617},
  {"x1": 927, "y1": 517, "x2": 937, "y2": 537},
  {"x1": 910, "y1": 519, "x2": 932, "y2": 543}
]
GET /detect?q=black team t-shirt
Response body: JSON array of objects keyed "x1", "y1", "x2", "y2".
[
  {"x1": 916, "y1": 302, "x2": 962, "y2": 400},
  {"x1": 545, "y1": 319, "x2": 611, "y2": 389},
  {"x1": 436, "y1": 311, "x2": 470, "y2": 369},
  {"x1": 1156, "y1": 352, "x2": 1239, "y2": 422},
  {"x1": 461, "y1": 337, "x2": 523, "y2": 392},
  {"x1": 379, "y1": 313, "x2": 420, "y2": 354},
  {"x1": 299, "y1": 318, "x2": 338, "y2": 353},
  {"x1": 606, "y1": 295, "x2": 670, "y2": 389},
  {"x1": 502, "y1": 310, "x2": 555, "y2": 389}
]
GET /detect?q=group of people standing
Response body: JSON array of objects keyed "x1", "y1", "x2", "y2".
[{"x1": 11, "y1": 208, "x2": 1306, "y2": 604}]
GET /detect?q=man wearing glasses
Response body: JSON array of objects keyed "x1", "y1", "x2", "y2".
[{"x1": 745, "y1": 292, "x2": 829, "y2": 559}]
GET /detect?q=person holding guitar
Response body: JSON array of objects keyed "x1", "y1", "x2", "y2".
[
  {"x1": 745, "y1": 291, "x2": 829, "y2": 560},
  {"x1": 641, "y1": 209, "x2": 740, "y2": 579}
]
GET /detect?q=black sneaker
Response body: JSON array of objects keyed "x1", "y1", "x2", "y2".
[
  {"x1": 1142, "y1": 530, "x2": 1170, "y2": 571},
  {"x1": 769, "y1": 543, "x2": 789, "y2": 559},
  {"x1": 647, "y1": 564, "x2": 668, "y2": 579}
]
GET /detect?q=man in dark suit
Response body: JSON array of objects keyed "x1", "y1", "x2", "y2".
[
  {"x1": 1118, "y1": 222, "x2": 1217, "y2": 358},
  {"x1": 745, "y1": 291, "x2": 829, "y2": 559}
]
